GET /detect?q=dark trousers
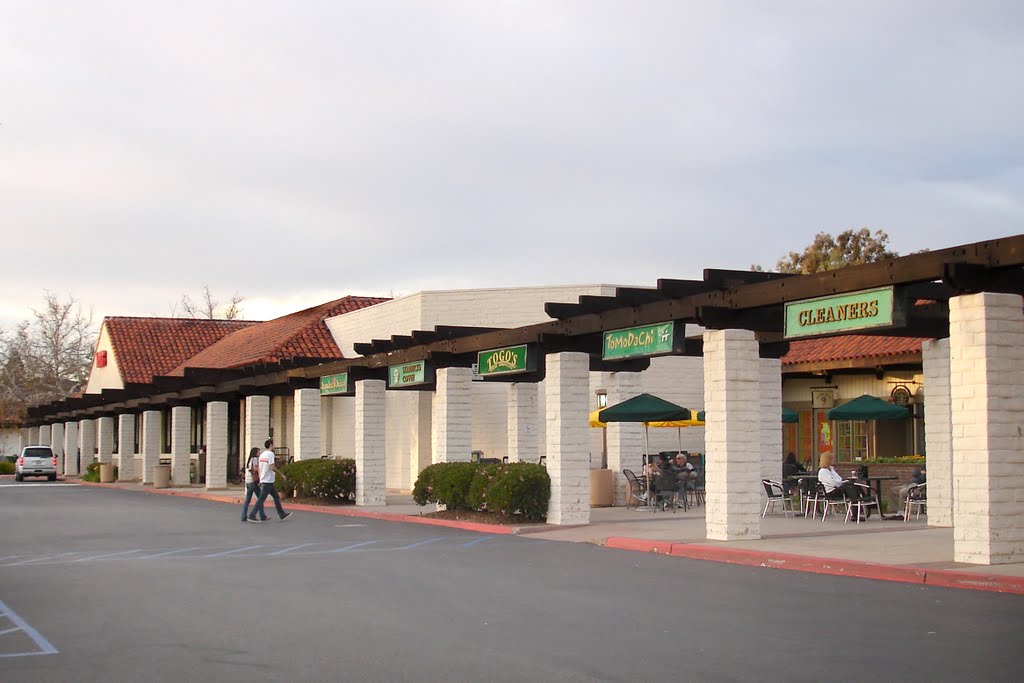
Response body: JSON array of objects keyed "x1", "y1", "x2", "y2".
[
  {"x1": 251, "y1": 482, "x2": 287, "y2": 520},
  {"x1": 242, "y1": 482, "x2": 267, "y2": 521}
]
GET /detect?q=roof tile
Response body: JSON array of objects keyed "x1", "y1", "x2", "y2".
[{"x1": 782, "y1": 335, "x2": 927, "y2": 366}]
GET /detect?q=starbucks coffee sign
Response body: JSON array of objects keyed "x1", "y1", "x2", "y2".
[
  {"x1": 477, "y1": 344, "x2": 535, "y2": 377},
  {"x1": 603, "y1": 322, "x2": 679, "y2": 360},
  {"x1": 388, "y1": 360, "x2": 433, "y2": 388},
  {"x1": 319, "y1": 372, "x2": 352, "y2": 396},
  {"x1": 785, "y1": 286, "x2": 904, "y2": 339}
]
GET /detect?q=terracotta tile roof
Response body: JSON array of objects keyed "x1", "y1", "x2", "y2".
[
  {"x1": 105, "y1": 317, "x2": 258, "y2": 384},
  {"x1": 170, "y1": 296, "x2": 388, "y2": 374},
  {"x1": 782, "y1": 335, "x2": 928, "y2": 367}
]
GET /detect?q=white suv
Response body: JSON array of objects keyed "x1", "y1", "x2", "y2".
[{"x1": 15, "y1": 446, "x2": 57, "y2": 482}]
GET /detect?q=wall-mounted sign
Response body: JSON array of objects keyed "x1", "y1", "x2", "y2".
[
  {"x1": 319, "y1": 372, "x2": 351, "y2": 396},
  {"x1": 891, "y1": 385, "x2": 912, "y2": 406},
  {"x1": 785, "y1": 286, "x2": 903, "y2": 339},
  {"x1": 811, "y1": 389, "x2": 834, "y2": 409},
  {"x1": 388, "y1": 360, "x2": 433, "y2": 388},
  {"x1": 603, "y1": 322, "x2": 679, "y2": 361},
  {"x1": 477, "y1": 344, "x2": 535, "y2": 377}
]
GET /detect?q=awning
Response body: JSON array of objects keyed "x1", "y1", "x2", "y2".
[{"x1": 827, "y1": 394, "x2": 910, "y2": 420}]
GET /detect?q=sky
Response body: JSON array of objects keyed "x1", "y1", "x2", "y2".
[{"x1": 2, "y1": 1, "x2": 1022, "y2": 330}]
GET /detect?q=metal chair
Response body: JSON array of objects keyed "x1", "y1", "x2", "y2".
[
  {"x1": 904, "y1": 483, "x2": 927, "y2": 522},
  {"x1": 806, "y1": 482, "x2": 848, "y2": 521},
  {"x1": 761, "y1": 479, "x2": 795, "y2": 518},
  {"x1": 622, "y1": 469, "x2": 646, "y2": 510},
  {"x1": 654, "y1": 471, "x2": 679, "y2": 513},
  {"x1": 844, "y1": 482, "x2": 879, "y2": 524},
  {"x1": 688, "y1": 469, "x2": 706, "y2": 507}
]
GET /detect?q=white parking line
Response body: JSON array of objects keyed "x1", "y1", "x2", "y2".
[
  {"x1": 395, "y1": 538, "x2": 442, "y2": 550},
  {"x1": 268, "y1": 543, "x2": 316, "y2": 556},
  {"x1": 0, "y1": 600, "x2": 58, "y2": 658},
  {"x1": 140, "y1": 547, "x2": 202, "y2": 559},
  {"x1": 2, "y1": 552, "x2": 83, "y2": 567},
  {"x1": 204, "y1": 545, "x2": 263, "y2": 558},
  {"x1": 328, "y1": 541, "x2": 377, "y2": 553},
  {"x1": 72, "y1": 549, "x2": 142, "y2": 563}
]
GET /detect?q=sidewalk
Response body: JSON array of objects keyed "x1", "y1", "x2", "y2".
[{"x1": 74, "y1": 479, "x2": 1024, "y2": 595}]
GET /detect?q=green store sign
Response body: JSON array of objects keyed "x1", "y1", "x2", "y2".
[
  {"x1": 319, "y1": 372, "x2": 351, "y2": 396},
  {"x1": 388, "y1": 361, "x2": 430, "y2": 388},
  {"x1": 477, "y1": 344, "x2": 534, "y2": 377},
  {"x1": 603, "y1": 322, "x2": 677, "y2": 360},
  {"x1": 785, "y1": 286, "x2": 902, "y2": 339}
]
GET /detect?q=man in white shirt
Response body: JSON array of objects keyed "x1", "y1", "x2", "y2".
[{"x1": 249, "y1": 438, "x2": 292, "y2": 522}]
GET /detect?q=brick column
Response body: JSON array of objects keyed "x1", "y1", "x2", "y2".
[
  {"x1": 922, "y1": 338, "x2": 952, "y2": 527},
  {"x1": 432, "y1": 367, "x2": 472, "y2": 463},
  {"x1": 19, "y1": 428, "x2": 29, "y2": 452},
  {"x1": 141, "y1": 410, "x2": 161, "y2": 485},
  {"x1": 50, "y1": 421, "x2": 65, "y2": 475},
  {"x1": 206, "y1": 401, "x2": 228, "y2": 490},
  {"x1": 29, "y1": 426, "x2": 40, "y2": 447},
  {"x1": 80, "y1": 419, "x2": 96, "y2": 470},
  {"x1": 62, "y1": 422, "x2": 76, "y2": 476},
  {"x1": 118, "y1": 414, "x2": 136, "y2": 481},
  {"x1": 293, "y1": 388, "x2": 321, "y2": 461},
  {"x1": 606, "y1": 371, "x2": 644, "y2": 507},
  {"x1": 354, "y1": 379, "x2": 386, "y2": 506},
  {"x1": 97, "y1": 417, "x2": 114, "y2": 465},
  {"x1": 507, "y1": 382, "x2": 539, "y2": 463},
  {"x1": 545, "y1": 352, "x2": 590, "y2": 525},
  {"x1": 170, "y1": 406, "x2": 191, "y2": 486},
  {"x1": 950, "y1": 292, "x2": 1024, "y2": 564},
  {"x1": 39, "y1": 425, "x2": 52, "y2": 468},
  {"x1": 760, "y1": 358, "x2": 783, "y2": 503},
  {"x1": 703, "y1": 329, "x2": 761, "y2": 541},
  {"x1": 245, "y1": 395, "x2": 271, "y2": 454}
]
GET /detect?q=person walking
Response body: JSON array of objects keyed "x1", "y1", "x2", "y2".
[
  {"x1": 249, "y1": 439, "x2": 292, "y2": 522},
  {"x1": 241, "y1": 447, "x2": 268, "y2": 522}
]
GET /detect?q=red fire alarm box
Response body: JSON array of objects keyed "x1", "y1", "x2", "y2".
[{"x1": 96, "y1": 350, "x2": 107, "y2": 368}]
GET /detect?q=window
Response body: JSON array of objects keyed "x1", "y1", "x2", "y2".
[
  {"x1": 191, "y1": 405, "x2": 205, "y2": 454},
  {"x1": 835, "y1": 420, "x2": 868, "y2": 461}
]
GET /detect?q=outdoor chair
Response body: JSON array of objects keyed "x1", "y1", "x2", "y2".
[
  {"x1": 654, "y1": 471, "x2": 679, "y2": 513},
  {"x1": 844, "y1": 482, "x2": 879, "y2": 524},
  {"x1": 761, "y1": 479, "x2": 795, "y2": 518},
  {"x1": 904, "y1": 483, "x2": 927, "y2": 522},
  {"x1": 623, "y1": 469, "x2": 646, "y2": 510},
  {"x1": 688, "y1": 469, "x2": 706, "y2": 507},
  {"x1": 806, "y1": 482, "x2": 848, "y2": 522}
]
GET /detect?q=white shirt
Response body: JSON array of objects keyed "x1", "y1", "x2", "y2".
[
  {"x1": 258, "y1": 449, "x2": 277, "y2": 484},
  {"x1": 244, "y1": 454, "x2": 259, "y2": 485},
  {"x1": 818, "y1": 466, "x2": 845, "y2": 493}
]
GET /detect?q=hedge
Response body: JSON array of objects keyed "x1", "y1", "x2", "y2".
[
  {"x1": 0, "y1": 461, "x2": 14, "y2": 475},
  {"x1": 413, "y1": 461, "x2": 550, "y2": 522},
  {"x1": 277, "y1": 458, "x2": 356, "y2": 501}
]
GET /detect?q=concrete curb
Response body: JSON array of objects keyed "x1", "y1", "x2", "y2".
[{"x1": 604, "y1": 537, "x2": 1024, "y2": 595}]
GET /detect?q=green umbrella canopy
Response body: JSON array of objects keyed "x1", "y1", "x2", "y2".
[
  {"x1": 782, "y1": 406, "x2": 799, "y2": 424},
  {"x1": 827, "y1": 394, "x2": 910, "y2": 420},
  {"x1": 598, "y1": 393, "x2": 692, "y2": 423}
]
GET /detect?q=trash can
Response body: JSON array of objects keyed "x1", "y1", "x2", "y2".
[
  {"x1": 590, "y1": 469, "x2": 613, "y2": 507},
  {"x1": 99, "y1": 463, "x2": 115, "y2": 483},
  {"x1": 153, "y1": 464, "x2": 171, "y2": 489}
]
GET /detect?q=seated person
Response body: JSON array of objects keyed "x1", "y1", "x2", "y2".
[
  {"x1": 668, "y1": 453, "x2": 696, "y2": 487},
  {"x1": 890, "y1": 467, "x2": 926, "y2": 510},
  {"x1": 782, "y1": 452, "x2": 806, "y2": 494},
  {"x1": 640, "y1": 459, "x2": 660, "y2": 500},
  {"x1": 818, "y1": 453, "x2": 869, "y2": 518}
]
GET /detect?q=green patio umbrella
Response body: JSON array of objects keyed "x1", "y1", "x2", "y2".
[
  {"x1": 827, "y1": 394, "x2": 909, "y2": 421},
  {"x1": 782, "y1": 406, "x2": 799, "y2": 424}
]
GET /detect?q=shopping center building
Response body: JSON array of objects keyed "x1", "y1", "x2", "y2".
[{"x1": 21, "y1": 236, "x2": 1024, "y2": 564}]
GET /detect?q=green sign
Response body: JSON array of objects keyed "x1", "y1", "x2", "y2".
[
  {"x1": 477, "y1": 345, "x2": 532, "y2": 377},
  {"x1": 785, "y1": 286, "x2": 901, "y2": 339},
  {"x1": 389, "y1": 361, "x2": 428, "y2": 388},
  {"x1": 603, "y1": 322, "x2": 676, "y2": 360},
  {"x1": 319, "y1": 372, "x2": 351, "y2": 396}
]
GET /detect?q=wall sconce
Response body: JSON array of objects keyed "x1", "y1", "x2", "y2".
[{"x1": 596, "y1": 388, "x2": 608, "y2": 408}]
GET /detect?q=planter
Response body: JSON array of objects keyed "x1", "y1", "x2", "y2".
[{"x1": 590, "y1": 469, "x2": 613, "y2": 507}]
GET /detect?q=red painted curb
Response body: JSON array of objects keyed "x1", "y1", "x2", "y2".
[{"x1": 923, "y1": 569, "x2": 1024, "y2": 595}]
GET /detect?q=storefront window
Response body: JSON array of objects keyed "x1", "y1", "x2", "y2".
[{"x1": 835, "y1": 420, "x2": 868, "y2": 461}]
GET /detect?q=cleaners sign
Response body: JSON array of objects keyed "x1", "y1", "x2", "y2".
[{"x1": 784, "y1": 286, "x2": 902, "y2": 339}]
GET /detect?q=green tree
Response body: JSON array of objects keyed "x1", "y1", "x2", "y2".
[{"x1": 764, "y1": 229, "x2": 899, "y2": 274}]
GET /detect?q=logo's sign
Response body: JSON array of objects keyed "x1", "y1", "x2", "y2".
[
  {"x1": 477, "y1": 345, "x2": 534, "y2": 377},
  {"x1": 319, "y1": 372, "x2": 351, "y2": 396},
  {"x1": 388, "y1": 361, "x2": 432, "y2": 388},
  {"x1": 785, "y1": 286, "x2": 902, "y2": 339},
  {"x1": 603, "y1": 322, "x2": 677, "y2": 360}
]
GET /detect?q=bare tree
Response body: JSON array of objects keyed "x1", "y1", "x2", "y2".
[
  {"x1": 178, "y1": 286, "x2": 244, "y2": 320},
  {"x1": 756, "y1": 229, "x2": 899, "y2": 274}
]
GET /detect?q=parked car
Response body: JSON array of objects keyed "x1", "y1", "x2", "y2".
[{"x1": 15, "y1": 446, "x2": 57, "y2": 482}]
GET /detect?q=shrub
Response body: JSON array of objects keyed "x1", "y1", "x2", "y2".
[
  {"x1": 413, "y1": 461, "x2": 550, "y2": 521},
  {"x1": 277, "y1": 459, "x2": 355, "y2": 501},
  {"x1": 80, "y1": 461, "x2": 118, "y2": 482},
  {"x1": 486, "y1": 463, "x2": 550, "y2": 522},
  {"x1": 412, "y1": 462, "x2": 479, "y2": 509},
  {"x1": 0, "y1": 461, "x2": 15, "y2": 475},
  {"x1": 466, "y1": 464, "x2": 500, "y2": 510}
]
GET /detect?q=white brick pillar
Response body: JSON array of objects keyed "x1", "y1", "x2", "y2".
[
  {"x1": 293, "y1": 388, "x2": 321, "y2": 461},
  {"x1": 354, "y1": 379, "x2": 386, "y2": 506},
  {"x1": 432, "y1": 367, "x2": 472, "y2": 463},
  {"x1": 245, "y1": 395, "x2": 271, "y2": 454},
  {"x1": 950, "y1": 292, "x2": 1024, "y2": 564},
  {"x1": 507, "y1": 382, "x2": 539, "y2": 463},
  {"x1": 206, "y1": 401, "x2": 228, "y2": 490},
  {"x1": 760, "y1": 358, "x2": 783, "y2": 503},
  {"x1": 118, "y1": 414, "x2": 136, "y2": 481},
  {"x1": 50, "y1": 421, "x2": 65, "y2": 475},
  {"x1": 62, "y1": 422, "x2": 77, "y2": 476},
  {"x1": 703, "y1": 329, "x2": 762, "y2": 541},
  {"x1": 97, "y1": 416, "x2": 114, "y2": 465},
  {"x1": 19, "y1": 428, "x2": 29, "y2": 452},
  {"x1": 39, "y1": 425, "x2": 53, "y2": 469},
  {"x1": 80, "y1": 419, "x2": 96, "y2": 470},
  {"x1": 922, "y1": 338, "x2": 952, "y2": 527},
  {"x1": 545, "y1": 352, "x2": 590, "y2": 525},
  {"x1": 141, "y1": 410, "x2": 161, "y2": 485},
  {"x1": 170, "y1": 406, "x2": 191, "y2": 486},
  {"x1": 29, "y1": 426, "x2": 40, "y2": 447},
  {"x1": 606, "y1": 371, "x2": 644, "y2": 507}
]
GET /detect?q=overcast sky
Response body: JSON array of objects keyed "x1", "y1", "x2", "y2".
[{"x1": 2, "y1": 1, "x2": 1022, "y2": 330}]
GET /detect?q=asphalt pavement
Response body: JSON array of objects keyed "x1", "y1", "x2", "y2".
[{"x1": 2, "y1": 482, "x2": 1023, "y2": 682}]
